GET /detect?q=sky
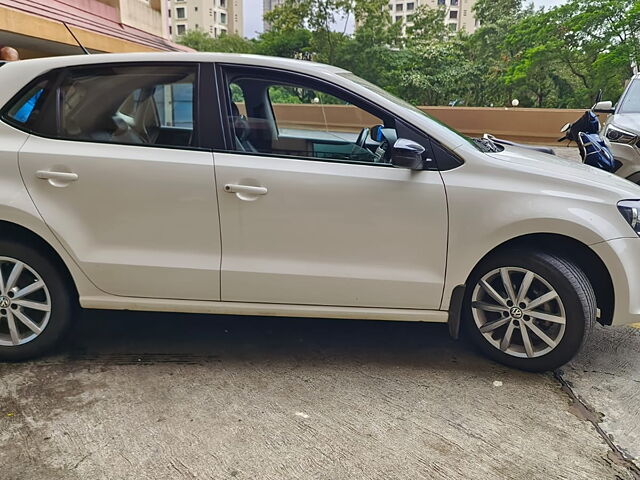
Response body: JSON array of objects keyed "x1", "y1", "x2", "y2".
[{"x1": 243, "y1": 0, "x2": 569, "y2": 39}]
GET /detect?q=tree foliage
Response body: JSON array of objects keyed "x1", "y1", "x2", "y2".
[{"x1": 179, "y1": 0, "x2": 640, "y2": 108}]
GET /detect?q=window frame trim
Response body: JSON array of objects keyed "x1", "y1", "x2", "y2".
[{"x1": 214, "y1": 63, "x2": 447, "y2": 170}]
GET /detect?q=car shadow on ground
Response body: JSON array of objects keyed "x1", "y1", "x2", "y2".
[{"x1": 58, "y1": 309, "x2": 494, "y2": 372}]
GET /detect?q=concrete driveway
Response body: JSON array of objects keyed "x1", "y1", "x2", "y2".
[{"x1": 1, "y1": 310, "x2": 639, "y2": 480}]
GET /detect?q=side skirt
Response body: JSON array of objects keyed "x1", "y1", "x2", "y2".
[{"x1": 79, "y1": 296, "x2": 449, "y2": 323}]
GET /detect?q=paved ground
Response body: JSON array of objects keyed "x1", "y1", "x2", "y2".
[{"x1": 1, "y1": 310, "x2": 639, "y2": 480}]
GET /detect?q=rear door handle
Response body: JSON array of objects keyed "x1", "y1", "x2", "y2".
[
  {"x1": 36, "y1": 170, "x2": 79, "y2": 182},
  {"x1": 224, "y1": 184, "x2": 268, "y2": 195}
]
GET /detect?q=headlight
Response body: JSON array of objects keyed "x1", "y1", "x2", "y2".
[
  {"x1": 606, "y1": 125, "x2": 638, "y2": 144},
  {"x1": 618, "y1": 200, "x2": 640, "y2": 235}
]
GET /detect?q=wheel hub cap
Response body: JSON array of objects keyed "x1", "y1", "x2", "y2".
[
  {"x1": 509, "y1": 306, "x2": 524, "y2": 319},
  {"x1": 0, "y1": 296, "x2": 10, "y2": 308}
]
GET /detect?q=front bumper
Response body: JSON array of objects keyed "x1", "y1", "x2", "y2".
[{"x1": 591, "y1": 237, "x2": 640, "y2": 326}]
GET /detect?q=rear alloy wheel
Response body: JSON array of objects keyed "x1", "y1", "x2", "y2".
[
  {"x1": 0, "y1": 241, "x2": 73, "y2": 361},
  {"x1": 0, "y1": 257, "x2": 52, "y2": 347},
  {"x1": 465, "y1": 251, "x2": 595, "y2": 371}
]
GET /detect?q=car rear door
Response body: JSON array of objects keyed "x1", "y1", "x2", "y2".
[{"x1": 14, "y1": 62, "x2": 221, "y2": 300}]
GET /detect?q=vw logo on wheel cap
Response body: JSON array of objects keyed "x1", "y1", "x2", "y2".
[
  {"x1": 509, "y1": 306, "x2": 524, "y2": 319},
  {"x1": 0, "y1": 296, "x2": 10, "y2": 308}
]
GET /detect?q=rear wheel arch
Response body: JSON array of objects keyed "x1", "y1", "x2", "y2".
[
  {"x1": 465, "y1": 233, "x2": 614, "y2": 326},
  {"x1": 0, "y1": 220, "x2": 78, "y2": 302}
]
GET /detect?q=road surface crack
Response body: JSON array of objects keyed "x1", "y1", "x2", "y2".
[{"x1": 554, "y1": 370, "x2": 640, "y2": 479}]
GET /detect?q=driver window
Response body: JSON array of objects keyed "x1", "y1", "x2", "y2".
[{"x1": 227, "y1": 77, "x2": 393, "y2": 165}]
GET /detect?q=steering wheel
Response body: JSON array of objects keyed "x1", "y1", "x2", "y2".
[{"x1": 355, "y1": 128, "x2": 370, "y2": 149}]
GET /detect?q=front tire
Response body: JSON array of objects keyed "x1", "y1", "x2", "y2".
[
  {"x1": 0, "y1": 240, "x2": 74, "y2": 361},
  {"x1": 463, "y1": 250, "x2": 596, "y2": 371}
]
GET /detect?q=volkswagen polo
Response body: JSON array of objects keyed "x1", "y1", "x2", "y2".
[{"x1": 1, "y1": 53, "x2": 640, "y2": 371}]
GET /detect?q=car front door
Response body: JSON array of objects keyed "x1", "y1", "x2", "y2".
[
  {"x1": 213, "y1": 66, "x2": 448, "y2": 309},
  {"x1": 16, "y1": 63, "x2": 221, "y2": 300}
]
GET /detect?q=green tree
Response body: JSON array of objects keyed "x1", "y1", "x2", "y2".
[{"x1": 178, "y1": 30, "x2": 254, "y2": 53}]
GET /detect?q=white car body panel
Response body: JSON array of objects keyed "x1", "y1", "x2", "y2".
[
  {"x1": 0, "y1": 53, "x2": 640, "y2": 328},
  {"x1": 214, "y1": 152, "x2": 448, "y2": 309},
  {"x1": 439, "y1": 142, "x2": 640, "y2": 321},
  {"x1": 18, "y1": 135, "x2": 222, "y2": 300}
]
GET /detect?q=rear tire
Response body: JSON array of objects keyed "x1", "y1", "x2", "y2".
[
  {"x1": 0, "y1": 240, "x2": 74, "y2": 361},
  {"x1": 463, "y1": 250, "x2": 595, "y2": 372}
]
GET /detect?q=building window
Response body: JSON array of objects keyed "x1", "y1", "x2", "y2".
[
  {"x1": 194, "y1": 6, "x2": 198, "y2": 11},
  {"x1": 388, "y1": 4, "x2": 393, "y2": 9},
  {"x1": 448, "y1": 22, "x2": 457, "y2": 31},
  {"x1": 407, "y1": 2, "x2": 414, "y2": 10},
  {"x1": 169, "y1": 25, "x2": 172, "y2": 35},
  {"x1": 220, "y1": 28, "x2": 227, "y2": 35},
  {"x1": 395, "y1": 15, "x2": 403, "y2": 22},
  {"x1": 437, "y1": 0, "x2": 445, "y2": 5},
  {"x1": 396, "y1": 3, "x2": 403, "y2": 11},
  {"x1": 406, "y1": 14, "x2": 414, "y2": 21},
  {"x1": 176, "y1": 7, "x2": 186, "y2": 19},
  {"x1": 451, "y1": 0, "x2": 459, "y2": 5},
  {"x1": 177, "y1": 24, "x2": 186, "y2": 35},
  {"x1": 220, "y1": 12, "x2": 227, "y2": 24},
  {"x1": 449, "y1": 10, "x2": 458, "y2": 19},
  {"x1": 195, "y1": 23, "x2": 199, "y2": 28},
  {"x1": 220, "y1": 0, "x2": 226, "y2": 6},
  {"x1": 168, "y1": 9, "x2": 171, "y2": 17}
]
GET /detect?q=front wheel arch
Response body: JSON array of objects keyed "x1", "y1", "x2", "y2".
[{"x1": 463, "y1": 233, "x2": 614, "y2": 326}]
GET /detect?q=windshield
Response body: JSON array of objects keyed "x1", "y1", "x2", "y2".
[
  {"x1": 338, "y1": 72, "x2": 488, "y2": 151},
  {"x1": 619, "y1": 79, "x2": 640, "y2": 114}
]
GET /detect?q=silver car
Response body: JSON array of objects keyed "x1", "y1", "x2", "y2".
[{"x1": 595, "y1": 74, "x2": 640, "y2": 183}]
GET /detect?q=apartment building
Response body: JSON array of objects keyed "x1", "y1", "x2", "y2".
[
  {"x1": 169, "y1": 0, "x2": 243, "y2": 40},
  {"x1": 262, "y1": 0, "x2": 284, "y2": 31},
  {"x1": 0, "y1": 0, "x2": 187, "y2": 58},
  {"x1": 389, "y1": 0, "x2": 478, "y2": 34}
]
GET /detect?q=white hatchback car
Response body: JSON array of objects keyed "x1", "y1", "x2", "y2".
[{"x1": 1, "y1": 53, "x2": 640, "y2": 371}]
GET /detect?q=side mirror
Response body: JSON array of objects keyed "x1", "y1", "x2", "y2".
[
  {"x1": 593, "y1": 101, "x2": 615, "y2": 114},
  {"x1": 370, "y1": 124, "x2": 385, "y2": 142},
  {"x1": 391, "y1": 138, "x2": 425, "y2": 170}
]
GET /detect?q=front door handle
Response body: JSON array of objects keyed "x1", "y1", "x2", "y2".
[
  {"x1": 224, "y1": 184, "x2": 268, "y2": 196},
  {"x1": 36, "y1": 170, "x2": 79, "y2": 182}
]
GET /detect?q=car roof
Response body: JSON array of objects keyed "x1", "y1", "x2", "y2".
[{"x1": 2, "y1": 52, "x2": 349, "y2": 76}]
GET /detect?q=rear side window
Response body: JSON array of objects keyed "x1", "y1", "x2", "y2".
[
  {"x1": 2, "y1": 64, "x2": 199, "y2": 149},
  {"x1": 55, "y1": 64, "x2": 197, "y2": 148},
  {"x1": 3, "y1": 79, "x2": 50, "y2": 128}
]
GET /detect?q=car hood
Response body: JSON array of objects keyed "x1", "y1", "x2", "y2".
[
  {"x1": 611, "y1": 113, "x2": 640, "y2": 134},
  {"x1": 487, "y1": 144, "x2": 640, "y2": 199}
]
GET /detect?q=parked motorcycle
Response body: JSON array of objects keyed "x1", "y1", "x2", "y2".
[{"x1": 558, "y1": 92, "x2": 619, "y2": 173}]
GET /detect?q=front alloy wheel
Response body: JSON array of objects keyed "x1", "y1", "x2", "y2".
[
  {"x1": 464, "y1": 251, "x2": 595, "y2": 371},
  {"x1": 471, "y1": 267, "x2": 566, "y2": 359}
]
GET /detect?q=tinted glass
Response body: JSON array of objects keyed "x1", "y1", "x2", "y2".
[
  {"x1": 57, "y1": 64, "x2": 197, "y2": 147},
  {"x1": 4, "y1": 79, "x2": 49, "y2": 127},
  {"x1": 226, "y1": 76, "x2": 392, "y2": 165}
]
